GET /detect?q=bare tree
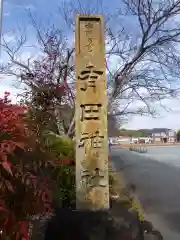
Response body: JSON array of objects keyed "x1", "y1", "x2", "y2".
[
  {"x1": 1, "y1": 16, "x2": 75, "y2": 137},
  {"x1": 107, "y1": 0, "x2": 180, "y2": 112},
  {"x1": 1, "y1": 0, "x2": 180, "y2": 137}
]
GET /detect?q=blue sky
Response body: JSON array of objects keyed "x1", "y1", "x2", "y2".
[
  {"x1": 3, "y1": 0, "x2": 67, "y2": 36},
  {"x1": 3, "y1": 0, "x2": 121, "y2": 31},
  {"x1": 1, "y1": 0, "x2": 180, "y2": 130}
]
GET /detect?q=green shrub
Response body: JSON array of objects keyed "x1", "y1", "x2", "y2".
[{"x1": 43, "y1": 133, "x2": 76, "y2": 208}]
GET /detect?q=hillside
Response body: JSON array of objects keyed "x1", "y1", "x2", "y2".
[{"x1": 119, "y1": 128, "x2": 172, "y2": 138}]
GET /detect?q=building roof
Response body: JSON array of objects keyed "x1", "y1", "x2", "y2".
[
  {"x1": 151, "y1": 128, "x2": 172, "y2": 133},
  {"x1": 119, "y1": 136, "x2": 131, "y2": 139}
]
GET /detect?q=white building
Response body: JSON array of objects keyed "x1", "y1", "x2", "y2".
[{"x1": 151, "y1": 128, "x2": 176, "y2": 143}]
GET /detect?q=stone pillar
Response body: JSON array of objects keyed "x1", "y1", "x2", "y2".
[{"x1": 75, "y1": 15, "x2": 109, "y2": 210}]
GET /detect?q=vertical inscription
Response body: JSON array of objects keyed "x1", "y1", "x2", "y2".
[
  {"x1": 85, "y1": 22, "x2": 93, "y2": 52},
  {"x1": 75, "y1": 15, "x2": 109, "y2": 210}
]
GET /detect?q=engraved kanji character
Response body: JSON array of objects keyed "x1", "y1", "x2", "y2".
[
  {"x1": 85, "y1": 22, "x2": 93, "y2": 29},
  {"x1": 91, "y1": 130, "x2": 104, "y2": 148},
  {"x1": 85, "y1": 22, "x2": 93, "y2": 37},
  {"x1": 81, "y1": 168, "x2": 107, "y2": 188},
  {"x1": 80, "y1": 103, "x2": 102, "y2": 121},
  {"x1": 78, "y1": 132, "x2": 89, "y2": 148},
  {"x1": 86, "y1": 37, "x2": 93, "y2": 52},
  {"x1": 78, "y1": 130, "x2": 104, "y2": 149},
  {"x1": 78, "y1": 65, "x2": 103, "y2": 91}
]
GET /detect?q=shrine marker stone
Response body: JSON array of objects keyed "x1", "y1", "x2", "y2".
[{"x1": 75, "y1": 15, "x2": 109, "y2": 210}]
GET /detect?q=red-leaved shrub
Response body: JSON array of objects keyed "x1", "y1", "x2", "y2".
[{"x1": 0, "y1": 92, "x2": 53, "y2": 239}]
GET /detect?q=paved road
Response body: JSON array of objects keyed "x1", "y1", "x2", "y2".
[{"x1": 111, "y1": 147, "x2": 180, "y2": 240}]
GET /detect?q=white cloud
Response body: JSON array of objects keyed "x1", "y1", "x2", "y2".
[
  {"x1": 0, "y1": 48, "x2": 34, "y2": 104},
  {"x1": 0, "y1": 74, "x2": 16, "y2": 86},
  {"x1": 3, "y1": 33, "x2": 16, "y2": 43},
  {"x1": 16, "y1": 50, "x2": 37, "y2": 65},
  {"x1": 124, "y1": 98, "x2": 180, "y2": 130},
  {"x1": 0, "y1": 84, "x2": 22, "y2": 104}
]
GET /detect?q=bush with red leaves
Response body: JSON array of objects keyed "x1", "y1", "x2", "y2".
[{"x1": 0, "y1": 92, "x2": 53, "y2": 240}]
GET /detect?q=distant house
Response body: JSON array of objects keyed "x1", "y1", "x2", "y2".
[
  {"x1": 138, "y1": 137, "x2": 153, "y2": 144},
  {"x1": 118, "y1": 136, "x2": 132, "y2": 144},
  {"x1": 109, "y1": 137, "x2": 120, "y2": 145},
  {"x1": 151, "y1": 128, "x2": 176, "y2": 143},
  {"x1": 131, "y1": 137, "x2": 139, "y2": 144}
]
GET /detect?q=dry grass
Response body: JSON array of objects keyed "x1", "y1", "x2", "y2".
[{"x1": 109, "y1": 164, "x2": 145, "y2": 222}]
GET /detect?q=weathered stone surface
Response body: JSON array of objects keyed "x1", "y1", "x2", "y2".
[{"x1": 75, "y1": 15, "x2": 109, "y2": 210}]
